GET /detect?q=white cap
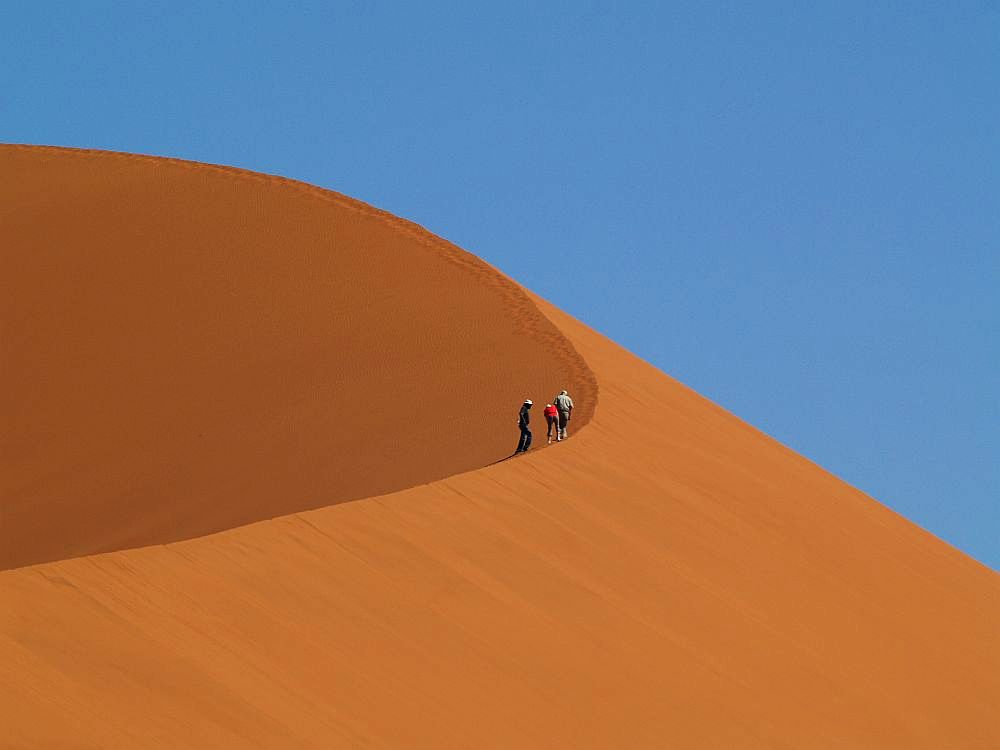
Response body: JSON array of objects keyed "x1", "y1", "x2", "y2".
[{"x1": 524, "y1": 399, "x2": 533, "y2": 405}]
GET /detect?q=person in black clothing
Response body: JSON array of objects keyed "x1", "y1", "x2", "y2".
[{"x1": 516, "y1": 399, "x2": 533, "y2": 453}]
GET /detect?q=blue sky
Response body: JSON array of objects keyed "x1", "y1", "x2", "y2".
[{"x1": 4, "y1": 2, "x2": 997, "y2": 570}]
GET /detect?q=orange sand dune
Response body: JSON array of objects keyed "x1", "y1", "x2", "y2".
[
  {"x1": 2, "y1": 146, "x2": 998, "y2": 748},
  {"x1": 1, "y1": 146, "x2": 593, "y2": 569}
]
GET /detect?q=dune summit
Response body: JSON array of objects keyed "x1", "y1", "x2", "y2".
[{"x1": 2, "y1": 146, "x2": 998, "y2": 748}]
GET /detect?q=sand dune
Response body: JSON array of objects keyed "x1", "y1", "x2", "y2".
[
  {"x1": 1, "y1": 146, "x2": 593, "y2": 569},
  {"x1": 2, "y1": 146, "x2": 998, "y2": 748}
]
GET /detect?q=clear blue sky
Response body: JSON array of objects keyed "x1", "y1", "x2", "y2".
[{"x1": 4, "y1": 2, "x2": 997, "y2": 570}]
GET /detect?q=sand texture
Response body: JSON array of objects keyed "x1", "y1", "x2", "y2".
[{"x1": 2, "y1": 146, "x2": 998, "y2": 748}]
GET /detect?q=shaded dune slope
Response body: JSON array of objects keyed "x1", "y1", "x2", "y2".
[
  {"x1": 1, "y1": 145, "x2": 594, "y2": 569},
  {"x1": 3, "y1": 148, "x2": 999, "y2": 748}
]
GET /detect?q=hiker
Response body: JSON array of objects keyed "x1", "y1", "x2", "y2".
[
  {"x1": 516, "y1": 399, "x2": 533, "y2": 453},
  {"x1": 543, "y1": 403, "x2": 559, "y2": 443},
  {"x1": 553, "y1": 389, "x2": 573, "y2": 441}
]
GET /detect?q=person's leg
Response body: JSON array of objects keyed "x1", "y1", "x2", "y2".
[
  {"x1": 518, "y1": 426, "x2": 533, "y2": 453},
  {"x1": 558, "y1": 411, "x2": 568, "y2": 440}
]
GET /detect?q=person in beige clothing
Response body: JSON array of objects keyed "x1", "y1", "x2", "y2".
[{"x1": 553, "y1": 390, "x2": 573, "y2": 441}]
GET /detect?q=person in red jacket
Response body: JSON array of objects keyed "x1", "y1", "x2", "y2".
[{"x1": 543, "y1": 403, "x2": 559, "y2": 444}]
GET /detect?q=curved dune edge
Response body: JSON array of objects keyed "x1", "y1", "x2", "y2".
[
  {"x1": 1, "y1": 144, "x2": 597, "y2": 569},
  {"x1": 3, "y1": 155, "x2": 999, "y2": 747}
]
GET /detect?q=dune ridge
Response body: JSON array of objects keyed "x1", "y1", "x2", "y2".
[
  {"x1": 2, "y1": 147, "x2": 998, "y2": 748},
  {"x1": 4, "y1": 143, "x2": 595, "y2": 383}
]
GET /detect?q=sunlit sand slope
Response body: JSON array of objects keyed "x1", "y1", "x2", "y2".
[{"x1": 2, "y1": 147, "x2": 998, "y2": 748}]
